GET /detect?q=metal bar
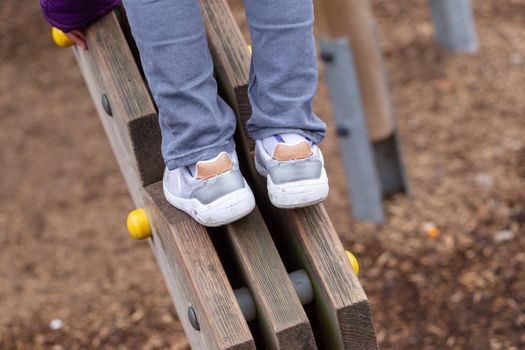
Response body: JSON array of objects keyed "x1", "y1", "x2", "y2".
[
  {"x1": 319, "y1": 37, "x2": 385, "y2": 222},
  {"x1": 429, "y1": 0, "x2": 479, "y2": 53}
]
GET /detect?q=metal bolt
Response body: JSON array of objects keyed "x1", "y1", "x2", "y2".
[
  {"x1": 336, "y1": 126, "x2": 350, "y2": 137},
  {"x1": 320, "y1": 50, "x2": 335, "y2": 63},
  {"x1": 188, "y1": 306, "x2": 200, "y2": 331},
  {"x1": 101, "y1": 94, "x2": 112, "y2": 116}
]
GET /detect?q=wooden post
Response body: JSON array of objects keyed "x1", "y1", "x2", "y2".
[
  {"x1": 315, "y1": 0, "x2": 408, "y2": 221},
  {"x1": 315, "y1": 0, "x2": 393, "y2": 142}
]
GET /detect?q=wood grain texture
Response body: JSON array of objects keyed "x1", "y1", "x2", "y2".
[
  {"x1": 76, "y1": 12, "x2": 256, "y2": 349},
  {"x1": 85, "y1": 12, "x2": 164, "y2": 186},
  {"x1": 315, "y1": 0, "x2": 394, "y2": 142},
  {"x1": 145, "y1": 182, "x2": 255, "y2": 350},
  {"x1": 75, "y1": 45, "x2": 255, "y2": 350},
  {"x1": 195, "y1": 1, "x2": 379, "y2": 347},
  {"x1": 76, "y1": 5, "x2": 378, "y2": 349},
  {"x1": 246, "y1": 171, "x2": 379, "y2": 349},
  {"x1": 290, "y1": 205, "x2": 378, "y2": 350},
  {"x1": 73, "y1": 44, "x2": 146, "y2": 207},
  {"x1": 199, "y1": 3, "x2": 319, "y2": 348},
  {"x1": 224, "y1": 210, "x2": 317, "y2": 350}
]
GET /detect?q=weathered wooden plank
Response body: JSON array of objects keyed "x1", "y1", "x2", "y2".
[
  {"x1": 75, "y1": 45, "x2": 255, "y2": 350},
  {"x1": 195, "y1": 1, "x2": 379, "y2": 347},
  {"x1": 73, "y1": 43, "x2": 146, "y2": 207},
  {"x1": 289, "y1": 206, "x2": 378, "y2": 349},
  {"x1": 79, "y1": 8, "x2": 317, "y2": 349},
  {"x1": 246, "y1": 173, "x2": 379, "y2": 350},
  {"x1": 77, "y1": 5, "x2": 377, "y2": 349},
  {"x1": 196, "y1": 7, "x2": 318, "y2": 346},
  {"x1": 224, "y1": 210, "x2": 317, "y2": 350},
  {"x1": 145, "y1": 183, "x2": 255, "y2": 350},
  {"x1": 76, "y1": 12, "x2": 257, "y2": 349},
  {"x1": 85, "y1": 12, "x2": 164, "y2": 186}
]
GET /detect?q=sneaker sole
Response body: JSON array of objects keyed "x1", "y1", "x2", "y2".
[
  {"x1": 256, "y1": 161, "x2": 329, "y2": 209},
  {"x1": 163, "y1": 181, "x2": 256, "y2": 227}
]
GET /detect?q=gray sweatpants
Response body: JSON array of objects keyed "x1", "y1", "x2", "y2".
[{"x1": 123, "y1": 0, "x2": 326, "y2": 169}]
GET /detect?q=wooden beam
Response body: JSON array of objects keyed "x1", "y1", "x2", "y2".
[
  {"x1": 75, "y1": 5, "x2": 378, "y2": 348},
  {"x1": 223, "y1": 210, "x2": 317, "y2": 349},
  {"x1": 73, "y1": 30, "x2": 145, "y2": 206},
  {"x1": 247, "y1": 179, "x2": 379, "y2": 350},
  {"x1": 315, "y1": 0, "x2": 394, "y2": 142},
  {"x1": 145, "y1": 183, "x2": 255, "y2": 350},
  {"x1": 75, "y1": 12, "x2": 255, "y2": 349},
  {"x1": 198, "y1": 3, "x2": 317, "y2": 347},
  {"x1": 289, "y1": 205, "x2": 378, "y2": 349},
  {"x1": 77, "y1": 9, "x2": 317, "y2": 349},
  {"x1": 196, "y1": 1, "x2": 379, "y2": 348},
  {"x1": 84, "y1": 12, "x2": 164, "y2": 187}
]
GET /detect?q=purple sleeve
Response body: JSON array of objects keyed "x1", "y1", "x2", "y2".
[{"x1": 40, "y1": 0, "x2": 122, "y2": 32}]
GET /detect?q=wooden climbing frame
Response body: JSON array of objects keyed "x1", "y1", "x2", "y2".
[{"x1": 70, "y1": 1, "x2": 378, "y2": 349}]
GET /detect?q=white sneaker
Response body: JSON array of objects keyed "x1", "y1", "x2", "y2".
[
  {"x1": 255, "y1": 133, "x2": 329, "y2": 208},
  {"x1": 163, "y1": 150, "x2": 255, "y2": 227}
]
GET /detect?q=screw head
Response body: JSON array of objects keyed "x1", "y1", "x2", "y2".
[
  {"x1": 101, "y1": 94, "x2": 112, "y2": 116},
  {"x1": 320, "y1": 50, "x2": 334, "y2": 63},
  {"x1": 188, "y1": 306, "x2": 200, "y2": 331},
  {"x1": 336, "y1": 126, "x2": 350, "y2": 137}
]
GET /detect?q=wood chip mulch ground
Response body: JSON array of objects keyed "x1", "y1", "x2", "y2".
[{"x1": 1, "y1": 0, "x2": 524, "y2": 349}]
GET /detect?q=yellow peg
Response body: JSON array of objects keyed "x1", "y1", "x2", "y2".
[
  {"x1": 52, "y1": 27, "x2": 74, "y2": 48},
  {"x1": 127, "y1": 208, "x2": 152, "y2": 240},
  {"x1": 345, "y1": 250, "x2": 359, "y2": 276}
]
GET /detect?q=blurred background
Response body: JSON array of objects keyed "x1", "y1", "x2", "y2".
[{"x1": 1, "y1": 0, "x2": 524, "y2": 349}]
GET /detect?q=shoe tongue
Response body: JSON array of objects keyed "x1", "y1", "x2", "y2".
[
  {"x1": 273, "y1": 141, "x2": 313, "y2": 161},
  {"x1": 263, "y1": 133, "x2": 308, "y2": 156},
  {"x1": 263, "y1": 133, "x2": 313, "y2": 160},
  {"x1": 195, "y1": 152, "x2": 233, "y2": 180}
]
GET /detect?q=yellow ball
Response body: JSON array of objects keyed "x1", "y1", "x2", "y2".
[
  {"x1": 345, "y1": 250, "x2": 359, "y2": 276},
  {"x1": 127, "y1": 208, "x2": 152, "y2": 240},
  {"x1": 52, "y1": 27, "x2": 74, "y2": 48}
]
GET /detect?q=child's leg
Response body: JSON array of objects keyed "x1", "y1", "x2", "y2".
[
  {"x1": 243, "y1": 0, "x2": 326, "y2": 143},
  {"x1": 123, "y1": 0, "x2": 237, "y2": 170},
  {"x1": 123, "y1": 0, "x2": 255, "y2": 226},
  {"x1": 245, "y1": 0, "x2": 329, "y2": 208}
]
